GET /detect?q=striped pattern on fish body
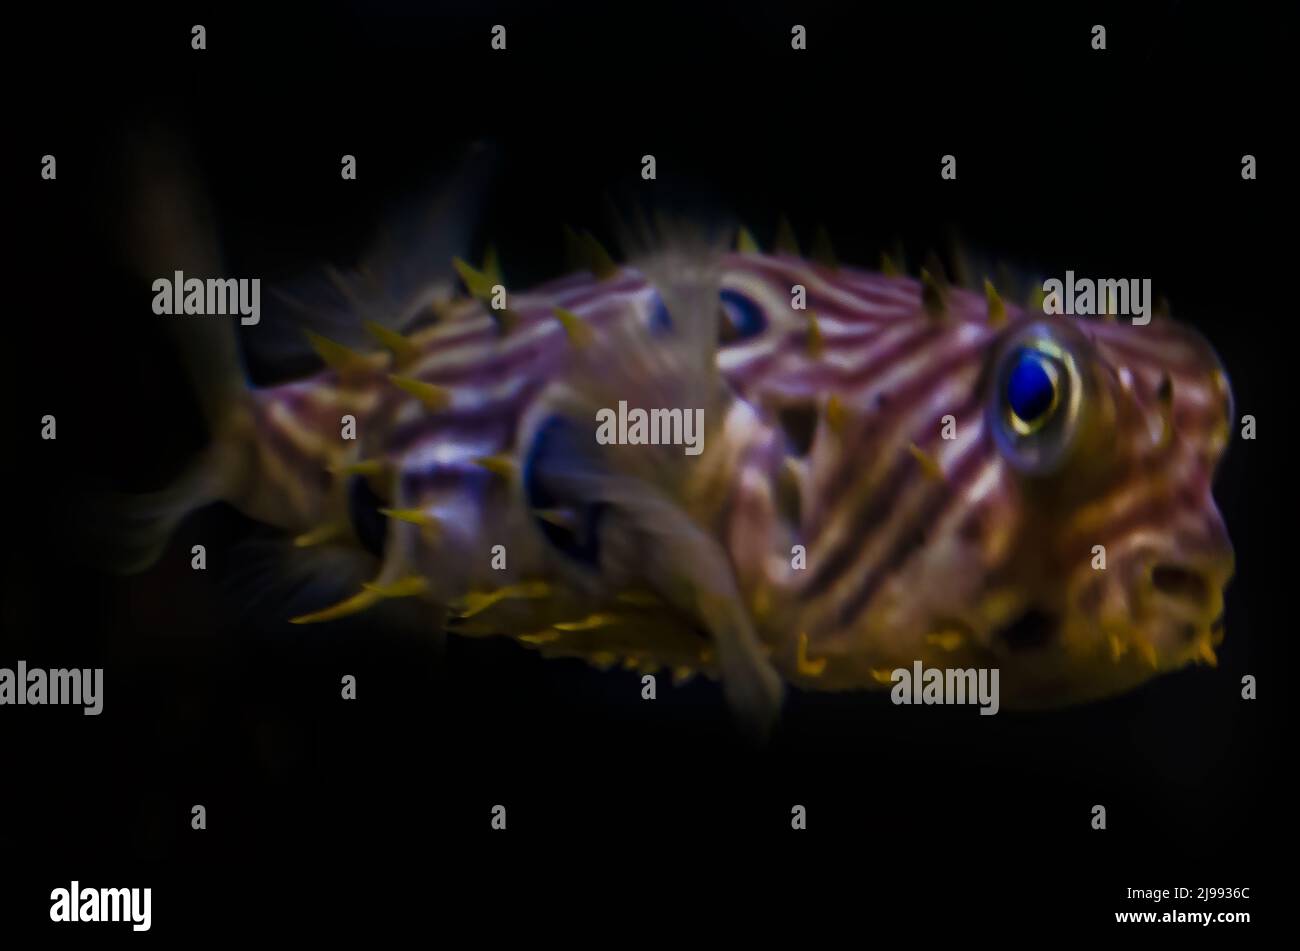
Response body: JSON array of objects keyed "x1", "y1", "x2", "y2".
[
  {"x1": 171, "y1": 242, "x2": 1235, "y2": 729},
  {"x1": 711, "y1": 256, "x2": 1232, "y2": 709},
  {"x1": 240, "y1": 270, "x2": 657, "y2": 536}
]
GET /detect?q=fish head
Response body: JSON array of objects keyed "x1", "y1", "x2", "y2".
[
  {"x1": 976, "y1": 312, "x2": 1236, "y2": 705},
  {"x1": 759, "y1": 279, "x2": 1235, "y2": 706}
]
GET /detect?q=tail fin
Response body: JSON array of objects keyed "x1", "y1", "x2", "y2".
[
  {"x1": 88, "y1": 130, "x2": 250, "y2": 574},
  {"x1": 91, "y1": 463, "x2": 228, "y2": 575},
  {"x1": 123, "y1": 128, "x2": 247, "y2": 431}
]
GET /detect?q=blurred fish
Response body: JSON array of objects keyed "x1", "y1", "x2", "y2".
[{"x1": 113, "y1": 154, "x2": 1235, "y2": 738}]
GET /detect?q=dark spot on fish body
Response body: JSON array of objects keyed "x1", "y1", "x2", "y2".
[
  {"x1": 1077, "y1": 578, "x2": 1105, "y2": 616},
  {"x1": 523, "y1": 415, "x2": 605, "y2": 567},
  {"x1": 1151, "y1": 563, "x2": 1210, "y2": 607},
  {"x1": 1156, "y1": 372, "x2": 1174, "y2": 404},
  {"x1": 776, "y1": 401, "x2": 818, "y2": 456},
  {"x1": 347, "y1": 474, "x2": 388, "y2": 558},
  {"x1": 775, "y1": 462, "x2": 803, "y2": 528},
  {"x1": 995, "y1": 608, "x2": 1058, "y2": 652},
  {"x1": 958, "y1": 507, "x2": 986, "y2": 543}
]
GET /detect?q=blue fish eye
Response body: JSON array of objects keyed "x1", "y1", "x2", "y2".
[
  {"x1": 1005, "y1": 349, "x2": 1060, "y2": 433},
  {"x1": 718, "y1": 289, "x2": 766, "y2": 343}
]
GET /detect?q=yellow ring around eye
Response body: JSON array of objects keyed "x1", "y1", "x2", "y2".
[{"x1": 1005, "y1": 349, "x2": 1062, "y2": 436}]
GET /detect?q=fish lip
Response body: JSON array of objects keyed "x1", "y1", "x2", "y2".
[{"x1": 993, "y1": 607, "x2": 1060, "y2": 652}]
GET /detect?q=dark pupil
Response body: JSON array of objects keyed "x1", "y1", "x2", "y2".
[{"x1": 1007, "y1": 352, "x2": 1056, "y2": 424}]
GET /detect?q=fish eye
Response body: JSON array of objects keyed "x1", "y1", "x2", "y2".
[
  {"x1": 1005, "y1": 349, "x2": 1062, "y2": 435},
  {"x1": 718, "y1": 289, "x2": 766, "y2": 343},
  {"x1": 990, "y1": 324, "x2": 1085, "y2": 475}
]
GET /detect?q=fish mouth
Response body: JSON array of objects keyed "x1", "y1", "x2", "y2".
[
  {"x1": 993, "y1": 607, "x2": 1060, "y2": 652},
  {"x1": 1150, "y1": 562, "x2": 1212, "y2": 607}
]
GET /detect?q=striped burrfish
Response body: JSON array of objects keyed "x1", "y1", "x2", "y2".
[{"x1": 117, "y1": 190, "x2": 1234, "y2": 737}]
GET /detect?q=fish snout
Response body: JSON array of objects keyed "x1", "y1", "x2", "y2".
[{"x1": 1139, "y1": 542, "x2": 1233, "y2": 663}]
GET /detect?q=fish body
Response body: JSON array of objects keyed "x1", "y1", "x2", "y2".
[{"x1": 142, "y1": 239, "x2": 1235, "y2": 731}]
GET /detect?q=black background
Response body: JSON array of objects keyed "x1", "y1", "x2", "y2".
[{"x1": 5, "y1": 0, "x2": 1293, "y2": 940}]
